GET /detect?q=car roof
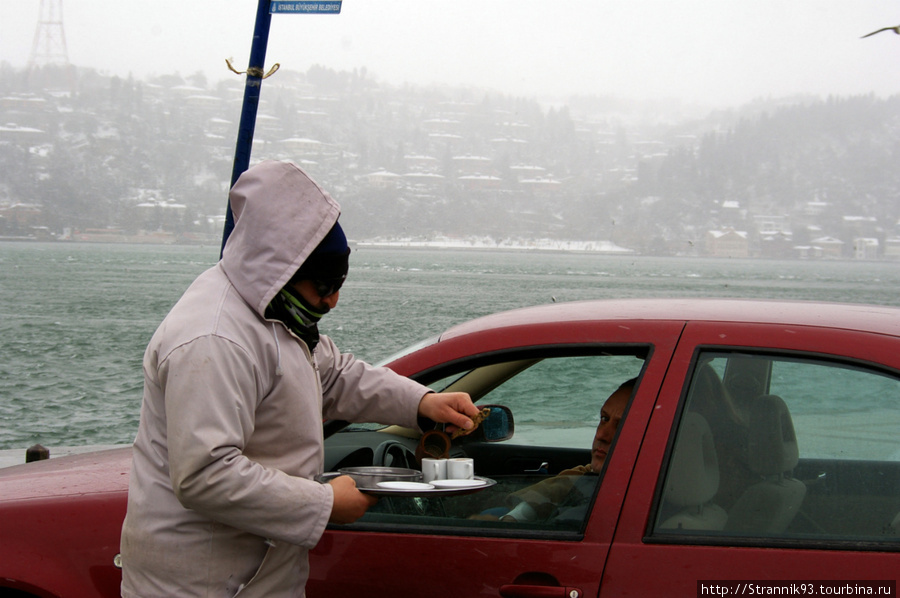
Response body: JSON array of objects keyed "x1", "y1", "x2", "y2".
[{"x1": 439, "y1": 298, "x2": 900, "y2": 341}]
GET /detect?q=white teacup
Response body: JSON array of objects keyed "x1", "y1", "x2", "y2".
[
  {"x1": 448, "y1": 457, "x2": 474, "y2": 480},
  {"x1": 421, "y1": 458, "x2": 448, "y2": 483}
]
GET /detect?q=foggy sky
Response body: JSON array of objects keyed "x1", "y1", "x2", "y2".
[{"x1": 1, "y1": 1, "x2": 899, "y2": 108}]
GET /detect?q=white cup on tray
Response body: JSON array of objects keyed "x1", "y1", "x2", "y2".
[
  {"x1": 447, "y1": 457, "x2": 474, "y2": 480},
  {"x1": 421, "y1": 458, "x2": 448, "y2": 483}
]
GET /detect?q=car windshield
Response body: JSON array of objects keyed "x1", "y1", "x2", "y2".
[{"x1": 373, "y1": 334, "x2": 441, "y2": 368}]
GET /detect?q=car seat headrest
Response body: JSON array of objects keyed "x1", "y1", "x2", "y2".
[
  {"x1": 665, "y1": 412, "x2": 720, "y2": 507},
  {"x1": 746, "y1": 394, "x2": 799, "y2": 475}
]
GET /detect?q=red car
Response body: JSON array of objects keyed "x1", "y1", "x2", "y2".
[{"x1": 2, "y1": 299, "x2": 899, "y2": 597}]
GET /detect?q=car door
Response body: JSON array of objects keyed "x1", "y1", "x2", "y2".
[
  {"x1": 308, "y1": 321, "x2": 682, "y2": 597},
  {"x1": 601, "y1": 320, "x2": 900, "y2": 596}
]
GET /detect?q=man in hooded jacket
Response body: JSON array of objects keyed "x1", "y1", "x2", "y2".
[{"x1": 120, "y1": 160, "x2": 480, "y2": 597}]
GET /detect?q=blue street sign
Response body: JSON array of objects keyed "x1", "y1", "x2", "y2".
[{"x1": 270, "y1": 1, "x2": 342, "y2": 14}]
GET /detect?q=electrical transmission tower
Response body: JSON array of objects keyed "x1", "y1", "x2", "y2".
[{"x1": 28, "y1": 0, "x2": 70, "y2": 68}]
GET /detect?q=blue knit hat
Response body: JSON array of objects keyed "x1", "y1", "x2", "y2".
[
  {"x1": 315, "y1": 221, "x2": 348, "y2": 255},
  {"x1": 293, "y1": 221, "x2": 350, "y2": 281}
]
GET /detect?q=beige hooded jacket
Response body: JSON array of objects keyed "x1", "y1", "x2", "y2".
[{"x1": 120, "y1": 161, "x2": 429, "y2": 597}]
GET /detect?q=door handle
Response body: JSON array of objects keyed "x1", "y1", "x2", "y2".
[
  {"x1": 523, "y1": 461, "x2": 550, "y2": 474},
  {"x1": 499, "y1": 584, "x2": 582, "y2": 598}
]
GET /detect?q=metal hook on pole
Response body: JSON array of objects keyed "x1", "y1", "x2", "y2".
[{"x1": 225, "y1": 58, "x2": 280, "y2": 80}]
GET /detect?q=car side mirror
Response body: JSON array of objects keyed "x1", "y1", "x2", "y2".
[{"x1": 478, "y1": 404, "x2": 514, "y2": 442}]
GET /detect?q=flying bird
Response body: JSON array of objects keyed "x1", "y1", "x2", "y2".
[{"x1": 861, "y1": 25, "x2": 900, "y2": 38}]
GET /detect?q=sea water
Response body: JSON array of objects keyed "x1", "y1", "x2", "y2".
[{"x1": 2, "y1": 241, "x2": 899, "y2": 450}]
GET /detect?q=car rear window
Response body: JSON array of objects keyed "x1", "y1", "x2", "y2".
[{"x1": 652, "y1": 351, "x2": 900, "y2": 549}]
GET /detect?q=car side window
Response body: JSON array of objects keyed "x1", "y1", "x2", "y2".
[
  {"x1": 359, "y1": 352, "x2": 645, "y2": 536},
  {"x1": 474, "y1": 354, "x2": 641, "y2": 451},
  {"x1": 653, "y1": 351, "x2": 900, "y2": 547}
]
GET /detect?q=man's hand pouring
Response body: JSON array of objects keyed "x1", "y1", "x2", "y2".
[{"x1": 418, "y1": 392, "x2": 481, "y2": 436}]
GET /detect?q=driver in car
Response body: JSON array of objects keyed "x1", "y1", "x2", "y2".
[{"x1": 475, "y1": 378, "x2": 636, "y2": 523}]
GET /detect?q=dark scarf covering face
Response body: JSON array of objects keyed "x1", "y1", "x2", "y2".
[{"x1": 265, "y1": 284, "x2": 329, "y2": 352}]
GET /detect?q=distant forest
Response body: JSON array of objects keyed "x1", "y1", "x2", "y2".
[{"x1": 1, "y1": 63, "x2": 899, "y2": 255}]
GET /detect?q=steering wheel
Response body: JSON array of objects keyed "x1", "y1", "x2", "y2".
[{"x1": 373, "y1": 441, "x2": 418, "y2": 469}]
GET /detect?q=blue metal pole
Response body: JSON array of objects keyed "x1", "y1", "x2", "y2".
[{"x1": 220, "y1": 0, "x2": 273, "y2": 257}]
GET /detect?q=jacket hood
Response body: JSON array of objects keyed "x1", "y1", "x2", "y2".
[{"x1": 222, "y1": 161, "x2": 341, "y2": 317}]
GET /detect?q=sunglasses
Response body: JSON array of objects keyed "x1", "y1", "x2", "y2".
[{"x1": 312, "y1": 276, "x2": 346, "y2": 298}]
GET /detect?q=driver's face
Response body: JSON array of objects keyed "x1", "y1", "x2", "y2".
[{"x1": 590, "y1": 385, "x2": 631, "y2": 472}]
